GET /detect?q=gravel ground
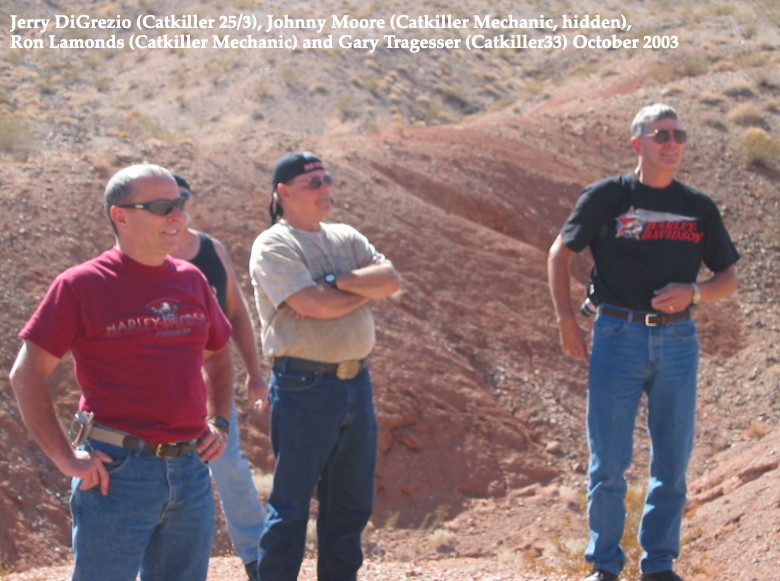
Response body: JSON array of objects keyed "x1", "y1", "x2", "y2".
[{"x1": 2, "y1": 556, "x2": 574, "y2": 581}]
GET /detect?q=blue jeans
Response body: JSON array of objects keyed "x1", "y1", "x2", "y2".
[
  {"x1": 70, "y1": 439, "x2": 214, "y2": 581},
  {"x1": 257, "y1": 365, "x2": 377, "y2": 581},
  {"x1": 585, "y1": 308, "x2": 699, "y2": 575},
  {"x1": 209, "y1": 403, "x2": 266, "y2": 565}
]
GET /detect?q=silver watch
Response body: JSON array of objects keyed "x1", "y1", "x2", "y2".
[
  {"x1": 690, "y1": 283, "x2": 701, "y2": 305},
  {"x1": 208, "y1": 415, "x2": 230, "y2": 433}
]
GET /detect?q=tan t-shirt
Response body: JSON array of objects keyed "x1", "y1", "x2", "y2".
[{"x1": 249, "y1": 221, "x2": 387, "y2": 362}]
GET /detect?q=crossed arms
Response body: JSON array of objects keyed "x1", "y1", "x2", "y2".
[{"x1": 284, "y1": 261, "x2": 401, "y2": 320}]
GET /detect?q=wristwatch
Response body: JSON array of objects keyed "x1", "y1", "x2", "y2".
[
  {"x1": 208, "y1": 415, "x2": 230, "y2": 433},
  {"x1": 690, "y1": 282, "x2": 701, "y2": 305},
  {"x1": 324, "y1": 273, "x2": 338, "y2": 289}
]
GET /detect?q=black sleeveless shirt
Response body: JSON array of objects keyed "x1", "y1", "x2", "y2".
[{"x1": 188, "y1": 232, "x2": 228, "y2": 313}]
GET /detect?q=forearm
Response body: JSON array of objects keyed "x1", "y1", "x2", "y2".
[
  {"x1": 284, "y1": 284, "x2": 370, "y2": 319},
  {"x1": 332, "y1": 263, "x2": 401, "y2": 300},
  {"x1": 548, "y1": 236, "x2": 589, "y2": 361},
  {"x1": 10, "y1": 346, "x2": 73, "y2": 470},
  {"x1": 231, "y1": 313, "x2": 267, "y2": 401},
  {"x1": 655, "y1": 265, "x2": 739, "y2": 310},
  {"x1": 219, "y1": 248, "x2": 264, "y2": 391},
  {"x1": 15, "y1": 387, "x2": 73, "y2": 467},
  {"x1": 547, "y1": 236, "x2": 577, "y2": 324},
  {"x1": 698, "y1": 265, "x2": 738, "y2": 304},
  {"x1": 230, "y1": 308, "x2": 263, "y2": 381},
  {"x1": 203, "y1": 346, "x2": 234, "y2": 419}
]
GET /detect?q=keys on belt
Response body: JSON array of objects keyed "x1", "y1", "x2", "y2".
[
  {"x1": 273, "y1": 356, "x2": 367, "y2": 380},
  {"x1": 71, "y1": 417, "x2": 199, "y2": 458}
]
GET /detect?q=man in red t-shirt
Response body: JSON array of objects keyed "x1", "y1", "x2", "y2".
[{"x1": 10, "y1": 163, "x2": 233, "y2": 581}]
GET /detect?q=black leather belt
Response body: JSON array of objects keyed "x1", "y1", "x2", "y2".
[
  {"x1": 273, "y1": 356, "x2": 367, "y2": 380},
  {"x1": 600, "y1": 305, "x2": 690, "y2": 327},
  {"x1": 89, "y1": 425, "x2": 199, "y2": 458}
]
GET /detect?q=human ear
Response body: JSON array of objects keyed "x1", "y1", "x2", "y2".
[
  {"x1": 109, "y1": 205, "x2": 128, "y2": 230},
  {"x1": 630, "y1": 136, "x2": 642, "y2": 155}
]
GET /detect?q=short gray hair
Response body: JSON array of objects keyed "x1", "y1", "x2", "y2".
[
  {"x1": 104, "y1": 163, "x2": 173, "y2": 231},
  {"x1": 630, "y1": 103, "x2": 680, "y2": 137}
]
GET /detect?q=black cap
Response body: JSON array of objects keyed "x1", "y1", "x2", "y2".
[
  {"x1": 272, "y1": 152, "x2": 325, "y2": 189},
  {"x1": 171, "y1": 172, "x2": 191, "y2": 192}
]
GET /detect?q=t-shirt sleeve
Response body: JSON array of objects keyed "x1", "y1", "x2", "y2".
[
  {"x1": 348, "y1": 226, "x2": 393, "y2": 269},
  {"x1": 19, "y1": 273, "x2": 80, "y2": 359},
  {"x1": 701, "y1": 198, "x2": 740, "y2": 272},
  {"x1": 252, "y1": 239, "x2": 316, "y2": 309},
  {"x1": 559, "y1": 179, "x2": 620, "y2": 253}
]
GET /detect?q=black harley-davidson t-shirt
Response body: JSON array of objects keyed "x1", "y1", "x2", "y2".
[{"x1": 560, "y1": 173, "x2": 739, "y2": 312}]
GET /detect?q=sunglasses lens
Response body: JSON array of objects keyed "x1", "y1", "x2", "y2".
[
  {"x1": 147, "y1": 200, "x2": 175, "y2": 216},
  {"x1": 654, "y1": 130, "x2": 671, "y2": 144},
  {"x1": 288, "y1": 174, "x2": 333, "y2": 189},
  {"x1": 149, "y1": 196, "x2": 188, "y2": 216},
  {"x1": 308, "y1": 175, "x2": 333, "y2": 189},
  {"x1": 653, "y1": 129, "x2": 687, "y2": 144}
]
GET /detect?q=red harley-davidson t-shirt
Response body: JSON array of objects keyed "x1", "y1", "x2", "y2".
[{"x1": 20, "y1": 247, "x2": 232, "y2": 444}]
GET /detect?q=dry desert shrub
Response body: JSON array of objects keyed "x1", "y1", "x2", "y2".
[
  {"x1": 120, "y1": 109, "x2": 176, "y2": 141},
  {"x1": 722, "y1": 80, "x2": 757, "y2": 99},
  {"x1": 740, "y1": 127, "x2": 780, "y2": 170},
  {"x1": 429, "y1": 527, "x2": 456, "y2": 552},
  {"x1": 726, "y1": 103, "x2": 767, "y2": 127},
  {"x1": 526, "y1": 486, "x2": 648, "y2": 578},
  {"x1": 0, "y1": 114, "x2": 35, "y2": 159}
]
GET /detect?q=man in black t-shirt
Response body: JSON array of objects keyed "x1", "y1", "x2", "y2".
[{"x1": 548, "y1": 104, "x2": 739, "y2": 581}]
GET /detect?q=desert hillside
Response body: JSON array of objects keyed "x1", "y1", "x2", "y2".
[{"x1": 1, "y1": 1, "x2": 779, "y2": 579}]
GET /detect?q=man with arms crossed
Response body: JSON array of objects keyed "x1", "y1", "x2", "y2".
[
  {"x1": 548, "y1": 104, "x2": 739, "y2": 581},
  {"x1": 10, "y1": 164, "x2": 233, "y2": 581},
  {"x1": 249, "y1": 151, "x2": 400, "y2": 581}
]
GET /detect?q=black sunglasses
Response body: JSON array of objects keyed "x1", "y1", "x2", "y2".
[
  {"x1": 286, "y1": 174, "x2": 334, "y2": 190},
  {"x1": 115, "y1": 191, "x2": 191, "y2": 216},
  {"x1": 643, "y1": 129, "x2": 687, "y2": 144}
]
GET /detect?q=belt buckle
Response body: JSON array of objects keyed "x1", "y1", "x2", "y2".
[
  {"x1": 155, "y1": 443, "x2": 182, "y2": 458},
  {"x1": 644, "y1": 313, "x2": 659, "y2": 326},
  {"x1": 336, "y1": 360, "x2": 361, "y2": 380}
]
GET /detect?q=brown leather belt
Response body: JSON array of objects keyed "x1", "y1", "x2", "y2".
[
  {"x1": 600, "y1": 305, "x2": 690, "y2": 327},
  {"x1": 89, "y1": 425, "x2": 199, "y2": 458},
  {"x1": 273, "y1": 356, "x2": 367, "y2": 380}
]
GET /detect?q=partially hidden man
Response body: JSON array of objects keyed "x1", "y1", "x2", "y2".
[
  {"x1": 170, "y1": 171, "x2": 267, "y2": 581},
  {"x1": 10, "y1": 164, "x2": 233, "y2": 581}
]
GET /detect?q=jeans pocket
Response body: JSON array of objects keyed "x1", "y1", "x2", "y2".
[
  {"x1": 272, "y1": 369, "x2": 320, "y2": 392},
  {"x1": 594, "y1": 316, "x2": 628, "y2": 337},
  {"x1": 85, "y1": 440, "x2": 132, "y2": 475},
  {"x1": 671, "y1": 319, "x2": 698, "y2": 340}
]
